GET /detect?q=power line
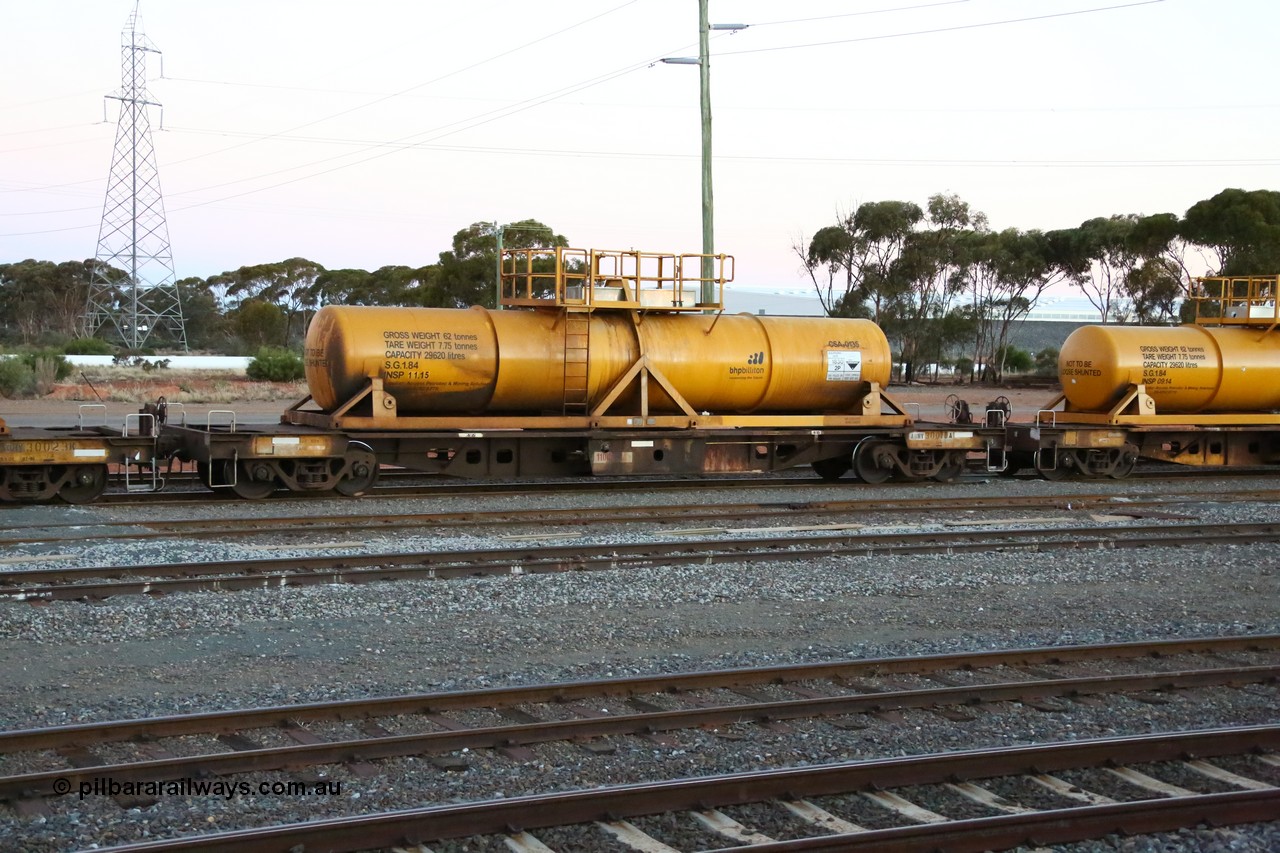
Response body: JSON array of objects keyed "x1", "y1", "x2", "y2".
[
  {"x1": 715, "y1": 0, "x2": 1168, "y2": 57},
  {"x1": 127, "y1": 0, "x2": 1177, "y2": 209},
  {"x1": 148, "y1": 0, "x2": 642, "y2": 173},
  {"x1": 751, "y1": 0, "x2": 975, "y2": 27},
  {"x1": 0, "y1": 1, "x2": 645, "y2": 199}
]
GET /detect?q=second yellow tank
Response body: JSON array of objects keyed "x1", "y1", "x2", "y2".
[{"x1": 1059, "y1": 324, "x2": 1280, "y2": 413}]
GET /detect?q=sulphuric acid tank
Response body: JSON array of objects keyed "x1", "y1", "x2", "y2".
[
  {"x1": 1058, "y1": 324, "x2": 1280, "y2": 413},
  {"x1": 304, "y1": 305, "x2": 892, "y2": 415}
]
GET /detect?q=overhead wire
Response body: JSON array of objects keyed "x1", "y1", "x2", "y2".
[
  {"x1": 715, "y1": 0, "x2": 1168, "y2": 57},
  {"x1": 0, "y1": 1, "x2": 641, "y2": 199},
  {"x1": 116, "y1": 0, "x2": 1190, "y2": 212},
  {"x1": 0, "y1": 0, "x2": 1200, "y2": 238}
]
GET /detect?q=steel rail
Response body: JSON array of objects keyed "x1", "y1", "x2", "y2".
[
  {"x1": 716, "y1": 792, "x2": 1280, "y2": 851},
  {"x1": 5, "y1": 487, "x2": 1278, "y2": 546},
  {"x1": 75, "y1": 725, "x2": 1280, "y2": 853},
  {"x1": 2, "y1": 635, "x2": 1272, "y2": 755},
  {"x1": 4, "y1": 520, "x2": 1280, "y2": 600},
  {"x1": 85, "y1": 474, "x2": 826, "y2": 507},
  {"x1": 2, "y1": 664, "x2": 1275, "y2": 801},
  {"x1": 3, "y1": 464, "x2": 1273, "y2": 510}
]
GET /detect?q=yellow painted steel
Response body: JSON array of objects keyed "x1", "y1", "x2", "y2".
[
  {"x1": 1059, "y1": 324, "x2": 1280, "y2": 413},
  {"x1": 1190, "y1": 275, "x2": 1279, "y2": 328},
  {"x1": 305, "y1": 305, "x2": 892, "y2": 416},
  {"x1": 0, "y1": 437, "x2": 111, "y2": 465}
]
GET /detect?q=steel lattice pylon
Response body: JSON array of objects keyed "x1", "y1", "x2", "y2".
[{"x1": 84, "y1": 5, "x2": 187, "y2": 351}]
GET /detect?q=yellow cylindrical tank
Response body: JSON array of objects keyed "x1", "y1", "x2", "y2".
[
  {"x1": 1059, "y1": 324, "x2": 1280, "y2": 413},
  {"x1": 304, "y1": 305, "x2": 892, "y2": 415}
]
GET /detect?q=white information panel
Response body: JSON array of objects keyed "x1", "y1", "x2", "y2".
[{"x1": 826, "y1": 350, "x2": 862, "y2": 381}]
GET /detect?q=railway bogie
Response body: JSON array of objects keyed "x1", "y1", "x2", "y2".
[
  {"x1": 163, "y1": 422, "x2": 378, "y2": 499},
  {"x1": 0, "y1": 414, "x2": 161, "y2": 503}
]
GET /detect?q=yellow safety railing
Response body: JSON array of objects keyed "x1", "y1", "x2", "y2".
[
  {"x1": 1191, "y1": 275, "x2": 1279, "y2": 328},
  {"x1": 499, "y1": 247, "x2": 732, "y2": 311}
]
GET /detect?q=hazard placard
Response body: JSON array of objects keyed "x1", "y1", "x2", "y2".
[{"x1": 826, "y1": 350, "x2": 862, "y2": 381}]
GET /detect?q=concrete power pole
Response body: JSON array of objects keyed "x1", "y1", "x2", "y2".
[{"x1": 84, "y1": 2, "x2": 187, "y2": 352}]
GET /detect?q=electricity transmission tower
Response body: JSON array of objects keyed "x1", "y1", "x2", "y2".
[{"x1": 84, "y1": 3, "x2": 187, "y2": 351}]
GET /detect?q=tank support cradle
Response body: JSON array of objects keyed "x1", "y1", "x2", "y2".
[{"x1": 1041, "y1": 384, "x2": 1280, "y2": 427}]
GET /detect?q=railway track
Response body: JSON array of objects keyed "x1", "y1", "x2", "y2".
[
  {"x1": 4, "y1": 637, "x2": 1276, "y2": 851},
  {"x1": 4, "y1": 519, "x2": 1280, "y2": 600},
  {"x1": 4, "y1": 486, "x2": 1277, "y2": 547},
  {"x1": 2, "y1": 464, "x2": 1274, "y2": 509},
  {"x1": 102, "y1": 727, "x2": 1280, "y2": 853},
  {"x1": 87, "y1": 728, "x2": 1280, "y2": 852}
]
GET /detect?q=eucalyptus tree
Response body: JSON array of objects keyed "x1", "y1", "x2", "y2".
[
  {"x1": 958, "y1": 228, "x2": 1060, "y2": 381},
  {"x1": 1119, "y1": 256, "x2": 1183, "y2": 324},
  {"x1": 207, "y1": 257, "x2": 325, "y2": 345},
  {"x1": 888, "y1": 193, "x2": 983, "y2": 383},
  {"x1": 0, "y1": 259, "x2": 98, "y2": 344},
  {"x1": 433, "y1": 219, "x2": 567, "y2": 308},
  {"x1": 1047, "y1": 216, "x2": 1144, "y2": 322},
  {"x1": 1181, "y1": 188, "x2": 1280, "y2": 275},
  {"x1": 797, "y1": 200, "x2": 923, "y2": 322}
]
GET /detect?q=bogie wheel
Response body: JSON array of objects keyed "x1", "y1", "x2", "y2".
[
  {"x1": 853, "y1": 442, "x2": 895, "y2": 485},
  {"x1": 812, "y1": 455, "x2": 852, "y2": 482},
  {"x1": 933, "y1": 453, "x2": 965, "y2": 482},
  {"x1": 226, "y1": 460, "x2": 277, "y2": 500},
  {"x1": 335, "y1": 447, "x2": 380, "y2": 496},
  {"x1": 1108, "y1": 448, "x2": 1139, "y2": 480},
  {"x1": 0, "y1": 465, "x2": 57, "y2": 502},
  {"x1": 58, "y1": 465, "x2": 107, "y2": 504}
]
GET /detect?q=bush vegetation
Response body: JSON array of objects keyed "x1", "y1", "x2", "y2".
[
  {"x1": 246, "y1": 347, "x2": 306, "y2": 382},
  {"x1": 62, "y1": 337, "x2": 116, "y2": 355}
]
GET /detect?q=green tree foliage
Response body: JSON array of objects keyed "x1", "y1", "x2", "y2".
[
  {"x1": 799, "y1": 195, "x2": 991, "y2": 383},
  {"x1": 208, "y1": 258, "x2": 324, "y2": 346},
  {"x1": 17, "y1": 348, "x2": 72, "y2": 381},
  {"x1": 885, "y1": 194, "x2": 984, "y2": 383},
  {"x1": 1034, "y1": 347, "x2": 1059, "y2": 376},
  {"x1": 62, "y1": 337, "x2": 115, "y2": 355},
  {"x1": 232, "y1": 300, "x2": 287, "y2": 351},
  {"x1": 996, "y1": 344, "x2": 1033, "y2": 374},
  {"x1": 0, "y1": 259, "x2": 98, "y2": 344},
  {"x1": 797, "y1": 200, "x2": 924, "y2": 322},
  {"x1": 246, "y1": 346, "x2": 305, "y2": 382},
  {"x1": 1181, "y1": 188, "x2": 1280, "y2": 275},
  {"x1": 0, "y1": 349, "x2": 72, "y2": 397},
  {"x1": 1048, "y1": 215, "x2": 1144, "y2": 322},
  {"x1": 1119, "y1": 257, "x2": 1183, "y2": 324},
  {"x1": 309, "y1": 268, "x2": 375, "y2": 305},
  {"x1": 958, "y1": 228, "x2": 1063, "y2": 382},
  {"x1": 434, "y1": 219, "x2": 567, "y2": 308},
  {"x1": 175, "y1": 276, "x2": 230, "y2": 351}
]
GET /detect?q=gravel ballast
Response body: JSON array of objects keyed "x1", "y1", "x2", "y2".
[{"x1": 0, "y1": 473, "x2": 1277, "y2": 851}]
